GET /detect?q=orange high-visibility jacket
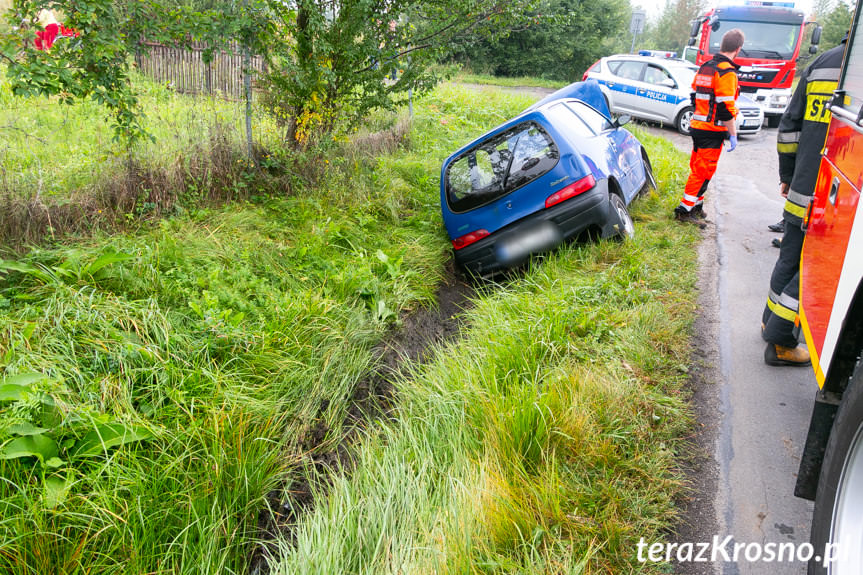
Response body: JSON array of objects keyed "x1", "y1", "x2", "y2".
[{"x1": 690, "y1": 54, "x2": 740, "y2": 133}]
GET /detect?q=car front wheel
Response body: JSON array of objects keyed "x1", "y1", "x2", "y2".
[
  {"x1": 810, "y1": 362, "x2": 863, "y2": 574},
  {"x1": 676, "y1": 107, "x2": 693, "y2": 135},
  {"x1": 603, "y1": 193, "x2": 635, "y2": 240},
  {"x1": 639, "y1": 151, "x2": 657, "y2": 196}
]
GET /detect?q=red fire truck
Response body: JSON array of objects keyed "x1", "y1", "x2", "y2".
[
  {"x1": 795, "y1": 0, "x2": 862, "y2": 571},
  {"x1": 684, "y1": 1, "x2": 821, "y2": 126}
]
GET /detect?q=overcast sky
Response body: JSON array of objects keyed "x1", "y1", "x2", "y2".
[{"x1": 633, "y1": 0, "x2": 817, "y2": 22}]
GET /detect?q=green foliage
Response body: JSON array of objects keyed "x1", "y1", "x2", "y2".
[
  {"x1": 642, "y1": 0, "x2": 706, "y2": 55},
  {"x1": 260, "y1": 0, "x2": 539, "y2": 146},
  {"x1": 446, "y1": 0, "x2": 629, "y2": 82},
  {"x1": 0, "y1": 0, "x2": 263, "y2": 144},
  {"x1": 817, "y1": 0, "x2": 853, "y2": 50}
]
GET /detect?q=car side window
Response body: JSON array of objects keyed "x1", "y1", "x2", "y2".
[
  {"x1": 544, "y1": 103, "x2": 595, "y2": 138},
  {"x1": 645, "y1": 64, "x2": 674, "y2": 87},
  {"x1": 565, "y1": 101, "x2": 614, "y2": 134},
  {"x1": 446, "y1": 122, "x2": 559, "y2": 212},
  {"x1": 612, "y1": 61, "x2": 645, "y2": 81}
]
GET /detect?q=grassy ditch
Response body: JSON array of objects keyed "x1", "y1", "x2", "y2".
[
  {"x1": 267, "y1": 113, "x2": 699, "y2": 573},
  {"x1": 0, "y1": 83, "x2": 697, "y2": 574}
]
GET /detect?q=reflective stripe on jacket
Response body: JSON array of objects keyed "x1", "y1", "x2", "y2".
[
  {"x1": 777, "y1": 43, "x2": 846, "y2": 225},
  {"x1": 690, "y1": 54, "x2": 740, "y2": 132}
]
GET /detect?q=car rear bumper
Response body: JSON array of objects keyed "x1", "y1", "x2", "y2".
[{"x1": 454, "y1": 179, "x2": 611, "y2": 277}]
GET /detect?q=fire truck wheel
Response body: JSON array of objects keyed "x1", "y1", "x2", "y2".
[{"x1": 809, "y1": 362, "x2": 863, "y2": 574}]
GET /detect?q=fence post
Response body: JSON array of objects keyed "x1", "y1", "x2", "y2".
[{"x1": 243, "y1": 43, "x2": 255, "y2": 166}]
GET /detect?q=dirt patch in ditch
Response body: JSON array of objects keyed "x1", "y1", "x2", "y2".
[{"x1": 249, "y1": 262, "x2": 477, "y2": 574}]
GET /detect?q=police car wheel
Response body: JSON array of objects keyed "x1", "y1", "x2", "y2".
[
  {"x1": 809, "y1": 362, "x2": 863, "y2": 574},
  {"x1": 676, "y1": 107, "x2": 693, "y2": 136}
]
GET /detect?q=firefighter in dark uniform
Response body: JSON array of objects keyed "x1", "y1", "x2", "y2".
[
  {"x1": 762, "y1": 39, "x2": 847, "y2": 366},
  {"x1": 674, "y1": 29, "x2": 745, "y2": 224}
]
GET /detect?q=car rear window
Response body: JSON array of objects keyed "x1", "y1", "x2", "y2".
[{"x1": 446, "y1": 121, "x2": 559, "y2": 213}]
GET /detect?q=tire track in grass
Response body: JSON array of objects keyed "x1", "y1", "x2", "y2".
[{"x1": 250, "y1": 262, "x2": 477, "y2": 573}]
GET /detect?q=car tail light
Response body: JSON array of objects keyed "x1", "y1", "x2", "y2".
[
  {"x1": 452, "y1": 229, "x2": 490, "y2": 250},
  {"x1": 582, "y1": 60, "x2": 600, "y2": 81},
  {"x1": 545, "y1": 175, "x2": 596, "y2": 208}
]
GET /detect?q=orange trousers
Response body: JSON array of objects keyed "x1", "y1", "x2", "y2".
[{"x1": 679, "y1": 133, "x2": 724, "y2": 211}]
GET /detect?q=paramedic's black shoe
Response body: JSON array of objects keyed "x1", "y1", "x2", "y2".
[
  {"x1": 691, "y1": 204, "x2": 707, "y2": 220},
  {"x1": 772, "y1": 238, "x2": 781, "y2": 248},
  {"x1": 764, "y1": 343, "x2": 811, "y2": 367},
  {"x1": 674, "y1": 206, "x2": 706, "y2": 229},
  {"x1": 768, "y1": 220, "x2": 785, "y2": 233}
]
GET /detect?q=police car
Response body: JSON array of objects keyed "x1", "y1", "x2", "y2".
[{"x1": 583, "y1": 52, "x2": 764, "y2": 136}]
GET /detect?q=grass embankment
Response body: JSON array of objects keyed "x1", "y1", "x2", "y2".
[
  {"x1": 0, "y1": 72, "x2": 286, "y2": 246},
  {"x1": 0, "y1": 83, "x2": 696, "y2": 573},
  {"x1": 453, "y1": 72, "x2": 568, "y2": 91}
]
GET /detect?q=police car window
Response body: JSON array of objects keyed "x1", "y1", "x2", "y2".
[
  {"x1": 645, "y1": 65, "x2": 673, "y2": 87},
  {"x1": 566, "y1": 101, "x2": 613, "y2": 133},
  {"x1": 613, "y1": 61, "x2": 645, "y2": 81},
  {"x1": 446, "y1": 122, "x2": 559, "y2": 212}
]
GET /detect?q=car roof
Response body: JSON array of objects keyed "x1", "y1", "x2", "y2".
[
  {"x1": 603, "y1": 54, "x2": 696, "y2": 69},
  {"x1": 443, "y1": 97, "x2": 602, "y2": 165}
]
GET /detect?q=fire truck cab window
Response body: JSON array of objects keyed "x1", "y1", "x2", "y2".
[{"x1": 840, "y1": 12, "x2": 863, "y2": 117}]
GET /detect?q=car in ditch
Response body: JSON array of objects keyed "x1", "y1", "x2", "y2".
[
  {"x1": 583, "y1": 53, "x2": 764, "y2": 135},
  {"x1": 440, "y1": 81, "x2": 656, "y2": 277}
]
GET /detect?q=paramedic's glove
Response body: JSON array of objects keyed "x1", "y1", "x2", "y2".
[{"x1": 727, "y1": 135, "x2": 738, "y2": 152}]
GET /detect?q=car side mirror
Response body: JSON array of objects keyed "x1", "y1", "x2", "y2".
[
  {"x1": 809, "y1": 45, "x2": 818, "y2": 55},
  {"x1": 660, "y1": 78, "x2": 676, "y2": 88},
  {"x1": 615, "y1": 114, "x2": 632, "y2": 127}
]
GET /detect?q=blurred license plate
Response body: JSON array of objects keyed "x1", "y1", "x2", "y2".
[
  {"x1": 744, "y1": 119, "x2": 760, "y2": 127},
  {"x1": 495, "y1": 221, "x2": 563, "y2": 266}
]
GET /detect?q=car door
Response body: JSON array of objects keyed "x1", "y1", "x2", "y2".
[
  {"x1": 633, "y1": 63, "x2": 682, "y2": 124},
  {"x1": 604, "y1": 59, "x2": 645, "y2": 116}
]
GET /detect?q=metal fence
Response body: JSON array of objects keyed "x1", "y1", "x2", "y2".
[{"x1": 135, "y1": 41, "x2": 266, "y2": 100}]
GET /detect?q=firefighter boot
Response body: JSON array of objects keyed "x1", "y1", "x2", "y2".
[{"x1": 764, "y1": 343, "x2": 811, "y2": 367}]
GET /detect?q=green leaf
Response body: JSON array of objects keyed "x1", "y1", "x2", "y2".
[
  {"x1": 44, "y1": 475, "x2": 71, "y2": 508},
  {"x1": 2, "y1": 372, "x2": 51, "y2": 387},
  {"x1": 0, "y1": 385, "x2": 30, "y2": 402},
  {"x1": 0, "y1": 434, "x2": 59, "y2": 463},
  {"x1": 9, "y1": 422, "x2": 50, "y2": 436},
  {"x1": 85, "y1": 250, "x2": 136, "y2": 276},
  {"x1": 72, "y1": 422, "x2": 153, "y2": 457},
  {"x1": 45, "y1": 457, "x2": 66, "y2": 469}
]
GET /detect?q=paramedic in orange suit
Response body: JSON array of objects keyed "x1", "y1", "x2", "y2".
[{"x1": 674, "y1": 28, "x2": 744, "y2": 226}]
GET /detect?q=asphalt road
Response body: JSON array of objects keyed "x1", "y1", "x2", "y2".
[{"x1": 644, "y1": 123, "x2": 818, "y2": 574}]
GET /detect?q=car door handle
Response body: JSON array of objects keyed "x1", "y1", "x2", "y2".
[{"x1": 829, "y1": 177, "x2": 840, "y2": 206}]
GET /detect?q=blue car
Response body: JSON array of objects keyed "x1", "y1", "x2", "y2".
[{"x1": 440, "y1": 80, "x2": 656, "y2": 277}]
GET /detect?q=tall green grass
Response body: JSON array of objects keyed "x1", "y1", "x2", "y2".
[
  {"x1": 0, "y1": 83, "x2": 696, "y2": 574},
  {"x1": 267, "y1": 123, "x2": 697, "y2": 574}
]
